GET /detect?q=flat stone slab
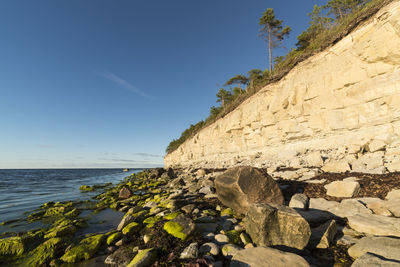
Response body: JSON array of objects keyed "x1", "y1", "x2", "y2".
[
  {"x1": 230, "y1": 247, "x2": 310, "y2": 267},
  {"x1": 348, "y1": 236, "x2": 400, "y2": 261},
  {"x1": 351, "y1": 253, "x2": 400, "y2": 267},
  {"x1": 324, "y1": 180, "x2": 360, "y2": 198},
  {"x1": 347, "y1": 214, "x2": 400, "y2": 237}
]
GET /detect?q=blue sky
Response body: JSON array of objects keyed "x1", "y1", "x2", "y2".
[{"x1": 0, "y1": 0, "x2": 326, "y2": 168}]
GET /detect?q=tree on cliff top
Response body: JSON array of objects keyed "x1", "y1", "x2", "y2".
[
  {"x1": 325, "y1": 0, "x2": 365, "y2": 20},
  {"x1": 216, "y1": 88, "x2": 233, "y2": 107},
  {"x1": 259, "y1": 8, "x2": 291, "y2": 72},
  {"x1": 224, "y1": 74, "x2": 249, "y2": 89}
]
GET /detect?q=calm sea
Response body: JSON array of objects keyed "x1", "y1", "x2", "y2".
[{"x1": 0, "y1": 168, "x2": 142, "y2": 234}]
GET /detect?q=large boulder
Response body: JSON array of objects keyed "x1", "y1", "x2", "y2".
[
  {"x1": 230, "y1": 247, "x2": 310, "y2": 267},
  {"x1": 215, "y1": 167, "x2": 284, "y2": 214},
  {"x1": 244, "y1": 203, "x2": 311, "y2": 250}
]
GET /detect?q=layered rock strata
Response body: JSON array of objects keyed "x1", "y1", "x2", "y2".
[{"x1": 165, "y1": 0, "x2": 400, "y2": 173}]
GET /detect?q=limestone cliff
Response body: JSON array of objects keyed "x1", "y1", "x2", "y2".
[{"x1": 165, "y1": 0, "x2": 400, "y2": 174}]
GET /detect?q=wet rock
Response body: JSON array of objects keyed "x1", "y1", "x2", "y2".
[
  {"x1": 309, "y1": 220, "x2": 337, "y2": 249},
  {"x1": 244, "y1": 203, "x2": 311, "y2": 250},
  {"x1": 127, "y1": 248, "x2": 157, "y2": 267},
  {"x1": 230, "y1": 247, "x2": 310, "y2": 267},
  {"x1": 44, "y1": 225, "x2": 77, "y2": 238},
  {"x1": 23, "y1": 237, "x2": 63, "y2": 266},
  {"x1": 215, "y1": 166, "x2": 284, "y2": 215},
  {"x1": 122, "y1": 222, "x2": 141, "y2": 236},
  {"x1": 348, "y1": 236, "x2": 400, "y2": 261},
  {"x1": 119, "y1": 187, "x2": 133, "y2": 199},
  {"x1": 199, "y1": 242, "x2": 220, "y2": 256},
  {"x1": 289, "y1": 193, "x2": 309, "y2": 210},
  {"x1": 60, "y1": 234, "x2": 104, "y2": 263},
  {"x1": 324, "y1": 180, "x2": 361, "y2": 198},
  {"x1": 180, "y1": 242, "x2": 198, "y2": 259},
  {"x1": 106, "y1": 232, "x2": 123, "y2": 246},
  {"x1": 104, "y1": 246, "x2": 135, "y2": 267}
]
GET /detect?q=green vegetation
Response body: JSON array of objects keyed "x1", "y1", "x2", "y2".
[
  {"x1": 166, "y1": 0, "x2": 391, "y2": 155},
  {"x1": 60, "y1": 234, "x2": 105, "y2": 263},
  {"x1": 163, "y1": 221, "x2": 187, "y2": 240}
]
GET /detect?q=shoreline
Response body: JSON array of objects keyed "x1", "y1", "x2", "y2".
[{"x1": 0, "y1": 167, "x2": 399, "y2": 266}]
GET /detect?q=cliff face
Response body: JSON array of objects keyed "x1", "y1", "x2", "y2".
[{"x1": 165, "y1": 0, "x2": 400, "y2": 173}]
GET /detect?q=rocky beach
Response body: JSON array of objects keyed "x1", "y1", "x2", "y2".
[{"x1": 1, "y1": 166, "x2": 400, "y2": 266}]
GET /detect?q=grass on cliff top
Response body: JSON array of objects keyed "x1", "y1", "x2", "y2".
[{"x1": 166, "y1": 0, "x2": 393, "y2": 155}]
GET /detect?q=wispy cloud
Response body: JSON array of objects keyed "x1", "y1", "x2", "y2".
[
  {"x1": 96, "y1": 71, "x2": 151, "y2": 98},
  {"x1": 133, "y1": 152, "x2": 163, "y2": 158}
]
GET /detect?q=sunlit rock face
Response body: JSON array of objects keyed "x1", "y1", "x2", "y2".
[{"x1": 165, "y1": 1, "x2": 400, "y2": 172}]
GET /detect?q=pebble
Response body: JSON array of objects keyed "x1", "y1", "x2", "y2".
[
  {"x1": 214, "y1": 234, "x2": 229, "y2": 245},
  {"x1": 180, "y1": 242, "x2": 199, "y2": 259},
  {"x1": 202, "y1": 232, "x2": 215, "y2": 241},
  {"x1": 199, "y1": 242, "x2": 220, "y2": 256},
  {"x1": 221, "y1": 244, "x2": 242, "y2": 259}
]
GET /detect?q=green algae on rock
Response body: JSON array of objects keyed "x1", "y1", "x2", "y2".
[
  {"x1": 226, "y1": 230, "x2": 241, "y2": 244},
  {"x1": 143, "y1": 216, "x2": 161, "y2": 228},
  {"x1": 44, "y1": 224, "x2": 77, "y2": 239},
  {"x1": 122, "y1": 222, "x2": 141, "y2": 235},
  {"x1": 163, "y1": 221, "x2": 187, "y2": 240},
  {"x1": 24, "y1": 237, "x2": 64, "y2": 267},
  {"x1": 164, "y1": 212, "x2": 181, "y2": 220},
  {"x1": 221, "y1": 208, "x2": 234, "y2": 217},
  {"x1": 60, "y1": 234, "x2": 104, "y2": 263},
  {"x1": 0, "y1": 236, "x2": 26, "y2": 258},
  {"x1": 79, "y1": 185, "x2": 94, "y2": 191},
  {"x1": 127, "y1": 248, "x2": 157, "y2": 267},
  {"x1": 106, "y1": 232, "x2": 123, "y2": 245}
]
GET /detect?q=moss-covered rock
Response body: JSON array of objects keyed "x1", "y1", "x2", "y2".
[
  {"x1": 106, "y1": 232, "x2": 123, "y2": 245},
  {"x1": 24, "y1": 237, "x2": 63, "y2": 266},
  {"x1": 143, "y1": 216, "x2": 161, "y2": 228},
  {"x1": 163, "y1": 222, "x2": 187, "y2": 240},
  {"x1": 79, "y1": 185, "x2": 94, "y2": 191},
  {"x1": 164, "y1": 212, "x2": 181, "y2": 220},
  {"x1": 226, "y1": 230, "x2": 241, "y2": 244},
  {"x1": 0, "y1": 236, "x2": 25, "y2": 258},
  {"x1": 127, "y1": 248, "x2": 157, "y2": 267},
  {"x1": 221, "y1": 208, "x2": 234, "y2": 217},
  {"x1": 60, "y1": 234, "x2": 104, "y2": 263},
  {"x1": 122, "y1": 222, "x2": 141, "y2": 236},
  {"x1": 44, "y1": 225, "x2": 77, "y2": 239}
]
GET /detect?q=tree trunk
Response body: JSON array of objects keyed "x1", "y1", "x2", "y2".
[
  {"x1": 338, "y1": 7, "x2": 343, "y2": 19},
  {"x1": 268, "y1": 26, "x2": 272, "y2": 72}
]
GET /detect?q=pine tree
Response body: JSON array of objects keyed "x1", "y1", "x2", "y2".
[{"x1": 259, "y1": 8, "x2": 291, "y2": 72}]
